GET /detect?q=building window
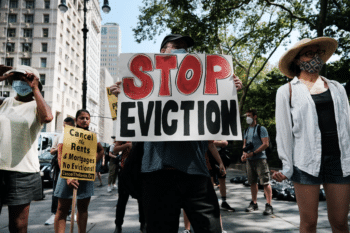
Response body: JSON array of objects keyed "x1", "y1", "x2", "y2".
[
  {"x1": 23, "y1": 29, "x2": 32, "y2": 37},
  {"x1": 41, "y1": 58, "x2": 47, "y2": 68},
  {"x1": 57, "y1": 94, "x2": 60, "y2": 102},
  {"x1": 43, "y1": 28, "x2": 49, "y2": 37},
  {"x1": 42, "y1": 43, "x2": 47, "y2": 52},
  {"x1": 72, "y1": 101, "x2": 75, "y2": 110},
  {"x1": 58, "y1": 62, "x2": 61, "y2": 73},
  {"x1": 40, "y1": 74, "x2": 46, "y2": 85},
  {"x1": 21, "y1": 58, "x2": 31, "y2": 66},
  {"x1": 66, "y1": 99, "x2": 70, "y2": 107},
  {"x1": 24, "y1": 14, "x2": 34, "y2": 23},
  {"x1": 10, "y1": 0, "x2": 18, "y2": 8},
  {"x1": 59, "y1": 47, "x2": 62, "y2": 57},
  {"x1": 22, "y1": 43, "x2": 32, "y2": 52},
  {"x1": 6, "y1": 43, "x2": 15, "y2": 52},
  {"x1": 5, "y1": 58, "x2": 14, "y2": 66},
  {"x1": 43, "y1": 14, "x2": 49, "y2": 23},
  {"x1": 44, "y1": 0, "x2": 50, "y2": 9},
  {"x1": 7, "y1": 29, "x2": 16, "y2": 37},
  {"x1": 69, "y1": 87, "x2": 73, "y2": 95},
  {"x1": 25, "y1": 0, "x2": 34, "y2": 9},
  {"x1": 8, "y1": 14, "x2": 17, "y2": 23},
  {"x1": 0, "y1": 91, "x2": 10, "y2": 97},
  {"x1": 74, "y1": 90, "x2": 77, "y2": 97},
  {"x1": 57, "y1": 78, "x2": 61, "y2": 88}
]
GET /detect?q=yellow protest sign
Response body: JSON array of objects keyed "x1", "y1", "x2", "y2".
[
  {"x1": 107, "y1": 87, "x2": 118, "y2": 120},
  {"x1": 60, "y1": 125, "x2": 97, "y2": 181}
]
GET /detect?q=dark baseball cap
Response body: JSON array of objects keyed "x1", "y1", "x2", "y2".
[{"x1": 160, "y1": 34, "x2": 195, "y2": 52}]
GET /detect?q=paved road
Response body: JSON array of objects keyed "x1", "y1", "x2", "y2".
[{"x1": 0, "y1": 168, "x2": 339, "y2": 233}]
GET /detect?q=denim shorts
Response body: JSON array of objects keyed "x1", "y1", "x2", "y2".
[
  {"x1": 291, "y1": 163, "x2": 350, "y2": 185},
  {"x1": 54, "y1": 172, "x2": 94, "y2": 199}
]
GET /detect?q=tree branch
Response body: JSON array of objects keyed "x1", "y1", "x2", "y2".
[{"x1": 264, "y1": 0, "x2": 316, "y2": 28}]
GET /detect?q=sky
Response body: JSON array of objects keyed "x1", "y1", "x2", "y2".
[{"x1": 100, "y1": 0, "x2": 338, "y2": 68}]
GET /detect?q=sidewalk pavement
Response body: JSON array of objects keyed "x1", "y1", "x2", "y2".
[{"x1": 0, "y1": 167, "x2": 339, "y2": 233}]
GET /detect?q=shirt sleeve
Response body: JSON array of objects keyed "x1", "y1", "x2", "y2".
[
  {"x1": 109, "y1": 145, "x2": 114, "y2": 153},
  {"x1": 260, "y1": 126, "x2": 269, "y2": 138},
  {"x1": 58, "y1": 134, "x2": 64, "y2": 144},
  {"x1": 275, "y1": 85, "x2": 294, "y2": 179}
]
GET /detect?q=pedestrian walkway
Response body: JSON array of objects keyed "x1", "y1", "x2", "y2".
[{"x1": 0, "y1": 168, "x2": 339, "y2": 232}]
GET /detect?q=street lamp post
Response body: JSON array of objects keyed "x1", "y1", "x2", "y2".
[{"x1": 59, "y1": 0, "x2": 111, "y2": 109}]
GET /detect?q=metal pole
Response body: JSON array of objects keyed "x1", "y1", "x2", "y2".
[{"x1": 82, "y1": 0, "x2": 89, "y2": 109}]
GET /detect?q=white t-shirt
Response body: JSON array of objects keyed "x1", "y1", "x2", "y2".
[{"x1": 0, "y1": 97, "x2": 42, "y2": 173}]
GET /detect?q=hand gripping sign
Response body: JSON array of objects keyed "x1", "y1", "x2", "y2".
[
  {"x1": 60, "y1": 125, "x2": 98, "y2": 181},
  {"x1": 107, "y1": 87, "x2": 118, "y2": 120},
  {"x1": 116, "y1": 53, "x2": 242, "y2": 141}
]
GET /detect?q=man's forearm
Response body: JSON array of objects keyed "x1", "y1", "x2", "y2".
[
  {"x1": 253, "y1": 144, "x2": 268, "y2": 154},
  {"x1": 208, "y1": 142, "x2": 223, "y2": 165}
]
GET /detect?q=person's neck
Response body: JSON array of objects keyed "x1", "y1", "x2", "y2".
[
  {"x1": 249, "y1": 121, "x2": 257, "y2": 127},
  {"x1": 15, "y1": 94, "x2": 33, "y2": 102},
  {"x1": 298, "y1": 71, "x2": 319, "y2": 83}
]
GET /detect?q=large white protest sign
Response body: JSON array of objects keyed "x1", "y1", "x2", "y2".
[{"x1": 115, "y1": 53, "x2": 242, "y2": 141}]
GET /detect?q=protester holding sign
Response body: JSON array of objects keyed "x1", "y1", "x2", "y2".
[
  {"x1": 274, "y1": 37, "x2": 350, "y2": 232},
  {"x1": 54, "y1": 109, "x2": 104, "y2": 233},
  {"x1": 0, "y1": 65, "x2": 53, "y2": 232},
  {"x1": 110, "y1": 34, "x2": 243, "y2": 233}
]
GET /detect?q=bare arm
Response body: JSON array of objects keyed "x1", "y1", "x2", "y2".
[
  {"x1": 213, "y1": 140, "x2": 228, "y2": 147},
  {"x1": 96, "y1": 142, "x2": 104, "y2": 162},
  {"x1": 113, "y1": 142, "x2": 132, "y2": 154},
  {"x1": 24, "y1": 72, "x2": 53, "y2": 124},
  {"x1": 57, "y1": 143, "x2": 63, "y2": 169},
  {"x1": 109, "y1": 151, "x2": 117, "y2": 159},
  {"x1": 208, "y1": 141, "x2": 226, "y2": 175}
]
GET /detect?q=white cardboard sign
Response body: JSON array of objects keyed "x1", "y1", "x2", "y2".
[{"x1": 116, "y1": 53, "x2": 242, "y2": 141}]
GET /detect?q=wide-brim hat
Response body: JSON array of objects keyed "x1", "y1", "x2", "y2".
[
  {"x1": 279, "y1": 37, "x2": 338, "y2": 78},
  {"x1": 160, "y1": 34, "x2": 195, "y2": 52},
  {"x1": 5, "y1": 65, "x2": 43, "y2": 91}
]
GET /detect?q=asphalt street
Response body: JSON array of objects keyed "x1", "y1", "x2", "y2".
[{"x1": 0, "y1": 167, "x2": 339, "y2": 233}]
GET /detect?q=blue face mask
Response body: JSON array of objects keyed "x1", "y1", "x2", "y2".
[
  {"x1": 171, "y1": 48, "x2": 187, "y2": 54},
  {"x1": 12, "y1": 80, "x2": 33, "y2": 96}
]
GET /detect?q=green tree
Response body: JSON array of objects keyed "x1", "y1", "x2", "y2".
[{"x1": 133, "y1": 0, "x2": 297, "y2": 113}]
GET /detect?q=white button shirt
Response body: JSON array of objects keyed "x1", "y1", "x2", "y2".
[{"x1": 275, "y1": 76, "x2": 350, "y2": 179}]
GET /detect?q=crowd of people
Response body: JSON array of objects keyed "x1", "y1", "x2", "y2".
[{"x1": 0, "y1": 33, "x2": 350, "y2": 233}]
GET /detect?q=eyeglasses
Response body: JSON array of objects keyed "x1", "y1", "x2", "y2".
[{"x1": 299, "y1": 50, "x2": 326, "y2": 58}]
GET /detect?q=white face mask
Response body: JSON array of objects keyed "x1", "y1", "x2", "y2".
[{"x1": 246, "y1": 117, "x2": 254, "y2": 125}]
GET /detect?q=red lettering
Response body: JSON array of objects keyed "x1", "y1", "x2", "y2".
[
  {"x1": 155, "y1": 55, "x2": 177, "y2": 96},
  {"x1": 176, "y1": 54, "x2": 202, "y2": 95},
  {"x1": 204, "y1": 55, "x2": 232, "y2": 94},
  {"x1": 123, "y1": 54, "x2": 154, "y2": 100}
]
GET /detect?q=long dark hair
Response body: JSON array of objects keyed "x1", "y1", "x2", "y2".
[{"x1": 75, "y1": 109, "x2": 90, "y2": 130}]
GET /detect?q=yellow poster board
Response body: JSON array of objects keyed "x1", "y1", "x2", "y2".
[
  {"x1": 106, "y1": 87, "x2": 118, "y2": 120},
  {"x1": 60, "y1": 125, "x2": 97, "y2": 181}
]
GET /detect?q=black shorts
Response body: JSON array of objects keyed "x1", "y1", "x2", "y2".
[{"x1": 0, "y1": 170, "x2": 42, "y2": 214}]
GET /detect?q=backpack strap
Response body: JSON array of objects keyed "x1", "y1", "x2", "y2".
[
  {"x1": 288, "y1": 82, "x2": 292, "y2": 108},
  {"x1": 257, "y1": 124, "x2": 262, "y2": 143}
]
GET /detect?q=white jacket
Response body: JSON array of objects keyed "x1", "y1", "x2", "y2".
[{"x1": 275, "y1": 77, "x2": 350, "y2": 179}]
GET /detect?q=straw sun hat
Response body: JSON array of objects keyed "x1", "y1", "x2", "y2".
[{"x1": 278, "y1": 37, "x2": 338, "y2": 78}]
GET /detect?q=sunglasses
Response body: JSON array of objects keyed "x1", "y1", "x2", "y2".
[{"x1": 299, "y1": 50, "x2": 326, "y2": 58}]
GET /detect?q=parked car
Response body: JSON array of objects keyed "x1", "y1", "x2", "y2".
[{"x1": 38, "y1": 132, "x2": 60, "y2": 183}]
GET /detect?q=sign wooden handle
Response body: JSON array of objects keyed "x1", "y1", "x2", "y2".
[{"x1": 70, "y1": 188, "x2": 78, "y2": 233}]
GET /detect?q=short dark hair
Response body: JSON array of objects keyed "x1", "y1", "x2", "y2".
[
  {"x1": 75, "y1": 109, "x2": 90, "y2": 120},
  {"x1": 246, "y1": 109, "x2": 257, "y2": 117},
  {"x1": 64, "y1": 117, "x2": 75, "y2": 125}
]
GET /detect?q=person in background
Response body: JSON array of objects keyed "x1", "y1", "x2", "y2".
[
  {"x1": 54, "y1": 109, "x2": 104, "y2": 233},
  {"x1": 0, "y1": 65, "x2": 53, "y2": 232},
  {"x1": 107, "y1": 137, "x2": 119, "y2": 193},
  {"x1": 44, "y1": 117, "x2": 75, "y2": 225},
  {"x1": 274, "y1": 37, "x2": 350, "y2": 232},
  {"x1": 242, "y1": 109, "x2": 273, "y2": 215},
  {"x1": 113, "y1": 141, "x2": 146, "y2": 233}
]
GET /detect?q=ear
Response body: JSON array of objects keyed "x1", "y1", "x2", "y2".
[{"x1": 160, "y1": 48, "x2": 166, "y2": 53}]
